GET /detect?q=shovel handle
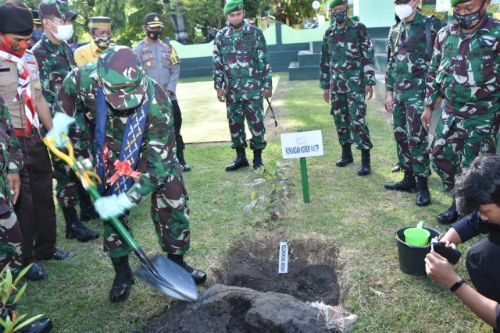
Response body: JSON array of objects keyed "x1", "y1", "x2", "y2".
[{"x1": 43, "y1": 137, "x2": 140, "y2": 252}]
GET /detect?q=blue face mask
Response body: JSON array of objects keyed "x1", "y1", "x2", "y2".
[
  {"x1": 331, "y1": 10, "x2": 347, "y2": 23},
  {"x1": 31, "y1": 29, "x2": 43, "y2": 42}
]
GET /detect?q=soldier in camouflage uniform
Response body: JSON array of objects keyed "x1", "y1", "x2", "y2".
[
  {"x1": 48, "y1": 46, "x2": 206, "y2": 302},
  {"x1": 320, "y1": 0, "x2": 375, "y2": 176},
  {"x1": 422, "y1": 0, "x2": 500, "y2": 224},
  {"x1": 33, "y1": 0, "x2": 99, "y2": 242},
  {"x1": 213, "y1": 0, "x2": 273, "y2": 171},
  {"x1": 0, "y1": 97, "x2": 23, "y2": 274},
  {"x1": 384, "y1": 0, "x2": 442, "y2": 206}
]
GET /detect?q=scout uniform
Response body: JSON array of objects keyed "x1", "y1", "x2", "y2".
[{"x1": 74, "y1": 16, "x2": 112, "y2": 67}]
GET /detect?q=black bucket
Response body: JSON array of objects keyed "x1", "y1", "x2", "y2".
[{"x1": 395, "y1": 227, "x2": 440, "y2": 276}]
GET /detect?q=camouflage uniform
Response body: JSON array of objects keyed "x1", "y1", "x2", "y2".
[
  {"x1": 213, "y1": 22, "x2": 272, "y2": 150},
  {"x1": 0, "y1": 98, "x2": 24, "y2": 273},
  {"x1": 56, "y1": 56, "x2": 190, "y2": 258},
  {"x1": 386, "y1": 10, "x2": 442, "y2": 177},
  {"x1": 424, "y1": 17, "x2": 500, "y2": 191},
  {"x1": 320, "y1": 17, "x2": 375, "y2": 151},
  {"x1": 33, "y1": 1, "x2": 98, "y2": 242},
  {"x1": 32, "y1": 32, "x2": 92, "y2": 208}
]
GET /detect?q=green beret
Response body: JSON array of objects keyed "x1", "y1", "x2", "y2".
[
  {"x1": 328, "y1": 0, "x2": 347, "y2": 8},
  {"x1": 224, "y1": 0, "x2": 243, "y2": 15},
  {"x1": 450, "y1": 0, "x2": 469, "y2": 7}
]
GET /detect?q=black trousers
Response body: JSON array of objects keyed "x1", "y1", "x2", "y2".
[
  {"x1": 171, "y1": 99, "x2": 184, "y2": 153},
  {"x1": 14, "y1": 137, "x2": 56, "y2": 263},
  {"x1": 466, "y1": 239, "x2": 500, "y2": 332}
]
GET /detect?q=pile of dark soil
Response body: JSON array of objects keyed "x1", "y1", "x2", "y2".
[
  {"x1": 145, "y1": 236, "x2": 343, "y2": 333},
  {"x1": 145, "y1": 284, "x2": 339, "y2": 333}
]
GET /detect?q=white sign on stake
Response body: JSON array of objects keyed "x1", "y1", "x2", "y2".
[
  {"x1": 436, "y1": 0, "x2": 450, "y2": 12},
  {"x1": 278, "y1": 242, "x2": 288, "y2": 274},
  {"x1": 281, "y1": 130, "x2": 324, "y2": 159}
]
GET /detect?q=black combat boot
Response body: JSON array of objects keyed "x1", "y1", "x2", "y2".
[
  {"x1": 17, "y1": 318, "x2": 53, "y2": 333},
  {"x1": 177, "y1": 149, "x2": 191, "y2": 172},
  {"x1": 336, "y1": 144, "x2": 353, "y2": 167},
  {"x1": 168, "y1": 254, "x2": 207, "y2": 285},
  {"x1": 225, "y1": 147, "x2": 249, "y2": 172},
  {"x1": 79, "y1": 190, "x2": 99, "y2": 222},
  {"x1": 109, "y1": 256, "x2": 134, "y2": 302},
  {"x1": 437, "y1": 201, "x2": 459, "y2": 225},
  {"x1": 252, "y1": 149, "x2": 264, "y2": 169},
  {"x1": 415, "y1": 176, "x2": 431, "y2": 206},
  {"x1": 384, "y1": 170, "x2": 417, "y2": 192},
  {"x1": 63, "y1": 207, "x2": 99, "y2": 242},
  {"x1": 358, "y1": 149, "x2": 371, "y2": 176}
]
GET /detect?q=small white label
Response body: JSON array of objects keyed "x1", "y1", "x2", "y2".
[
  {"x1": 278, "y1": 242, "x2": 288, "y2": 274},
  {"x1": 281, "y1": 130, "x2": 324, "y2": 159}
]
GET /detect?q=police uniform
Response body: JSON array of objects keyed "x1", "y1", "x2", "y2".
[{"x1": 133, "y1": 13, "x2": 190, "y2": 172}]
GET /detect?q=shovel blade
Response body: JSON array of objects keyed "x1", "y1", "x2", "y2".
[{"x1": 135, "y1": 254, "x2": 198, "y2": 302}]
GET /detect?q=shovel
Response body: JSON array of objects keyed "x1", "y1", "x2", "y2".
[{"x1": 43, "y1": 136, "x2": 198, "y2": 302}]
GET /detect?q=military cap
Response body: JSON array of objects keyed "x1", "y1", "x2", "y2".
[
  {"x1": 97, "y1": 46, "x2": 146, "y2": 111},
  {"x1": 39, "y1": 0, "x2": 76, "y2": 21},
  {"x1": 89, "y1": 16, "x2": 112, "y2": 29},
  {"x1": 144, "y1": 13, "x2": 164, "y2": 29},
  {"x1": 0, "y1": 3, "x2": 33, "y2": 36},
  {"x1": 328, "y1": 0, "x2": 348, "y2": 8},
  {"x1": 224, "y1": 0, "x2": 244, "y2": 15},
  {"x1": 32, "y1": 9, "x2": 42, "y2": 25},
  {"x1": 450, "y1": 0, "x2": 470, "y2": 6}
]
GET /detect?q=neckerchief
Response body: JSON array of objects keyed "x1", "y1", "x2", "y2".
[
  {"x1": 0, "y1": 50, "x2": 40, "y2": 135},
  {"x1": 95, "y1": 81, "x2": 151, "y2": 194}
]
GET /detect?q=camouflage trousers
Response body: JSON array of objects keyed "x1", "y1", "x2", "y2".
[
  {"x1": 331, "y1": 92, "x2": 373, "y2": 150},
  {"x1": 392, "y1": 94, "x2": 430, "y2": 177},
  {"x1": 431, "y1": 101, "x2": 500, "y2": 191},
  {"x1": 226, "y1": 97, "x2": 266, "y2": 150},
  {"x1": 104, "y1": 166, "x2": 190, "y2": 258},
  {"x1": 0, "y1": 212, "x2": 23, "y2": 272}
]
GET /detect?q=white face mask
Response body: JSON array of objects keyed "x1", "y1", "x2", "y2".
[
  {"x1": 53, "y1": 23, "x2": 74, "y2": 42},
  {"x1": 395, "y1": 4, "x2": 414, "y2": 21}
]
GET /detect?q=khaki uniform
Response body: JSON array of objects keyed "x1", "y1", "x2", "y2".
[{"x1": 0, "y1": 50, "x2": 57, "y2": 264}]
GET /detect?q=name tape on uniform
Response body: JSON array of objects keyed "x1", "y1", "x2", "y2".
[
  {"x1": 281, "y1": 130, "x2": 324, "y2": 159},
  {"x1": 278, "y1": 241, "x2": 288, "y2": 274}
]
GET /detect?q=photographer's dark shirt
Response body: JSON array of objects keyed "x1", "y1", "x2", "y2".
[{"x1": 452, "y1": 212, "x2": 500, "y2": 245}]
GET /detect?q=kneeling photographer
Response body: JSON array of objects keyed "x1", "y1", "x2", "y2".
[{"x1": 425, "y1": 155, "x2": 500, "y2": 332}]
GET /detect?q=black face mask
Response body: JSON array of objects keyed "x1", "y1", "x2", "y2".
[
  {"x1": 453, "y1": 0, "x2": 486, "y2": 30},
  {"x1": 229, "y1": 21, "x2": 244, "y2": 29},
  {"x1": 147, "y1": 30, "x2": 161, "y2": 40},
  {"x1": 331, "y1": 10, "x2": 348, "y2": 23}
]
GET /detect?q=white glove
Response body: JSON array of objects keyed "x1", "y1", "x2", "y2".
[
  {"x1": 45, "y1": 112, "x2": 76, "y2": 148},
  {"x1": 94, "y1": 193, "x2": 135, "y2": 220}
]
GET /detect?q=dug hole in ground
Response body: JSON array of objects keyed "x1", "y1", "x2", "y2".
[{"x1": 145, "y1": 236, "x2": 357, "y2": 333}]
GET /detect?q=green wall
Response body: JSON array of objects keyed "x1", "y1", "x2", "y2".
[{"x1": 353, "y1": 0, "x2": 395, "y2": 28}]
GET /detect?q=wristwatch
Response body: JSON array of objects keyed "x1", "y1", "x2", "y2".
[{"x1": 449, "y1": 278, "x2": 465, "y2": 292}]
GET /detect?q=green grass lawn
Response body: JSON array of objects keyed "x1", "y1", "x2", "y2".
[
  {"x1": 18, "y1": 76, "x2": 490, "y2": 333},
  {"x1": 178, "y1": 77, "x2": 280, "y2": 143}
]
